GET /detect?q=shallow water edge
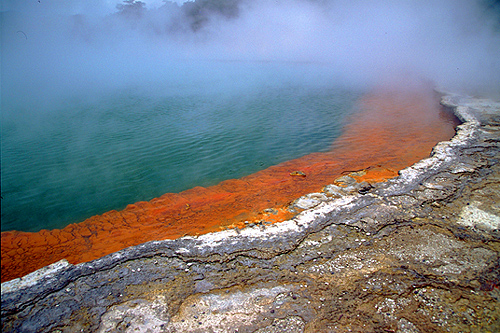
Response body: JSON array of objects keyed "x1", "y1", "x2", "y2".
[
  {"x1": 2, "y1": 93, "x2": 499, "y2": 332},
  {"x1": 0, "y1": 85, "x2": 458, "y2": 282}
]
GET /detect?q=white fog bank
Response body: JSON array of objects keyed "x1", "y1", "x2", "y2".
[{"x1": 2, "y1": 0, "x2": 500, "y2": 111}]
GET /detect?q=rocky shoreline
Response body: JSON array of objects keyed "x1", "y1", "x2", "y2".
[{"x1": 1, "y1": 94, "x2": 499, "y2": 332}]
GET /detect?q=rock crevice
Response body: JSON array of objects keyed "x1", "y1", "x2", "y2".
[{"x1": 1, "y1": 94, "x2": 499, "y2": 333}]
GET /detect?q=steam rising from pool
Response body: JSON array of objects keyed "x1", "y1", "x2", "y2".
[
  {"x1": 1, "y1": 78, "x2": 360, "y2": 232},
  {"x1": 1, "y1": 0, "x2": 499, "y2": 231}
]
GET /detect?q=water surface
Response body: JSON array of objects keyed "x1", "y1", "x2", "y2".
[{"x1": 1, "y1": 79, "x2": 360, "y2": 232}]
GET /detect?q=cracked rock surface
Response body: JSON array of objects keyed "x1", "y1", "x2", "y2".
[{"x1": 1, "y1": 94, "x2": 499, "y2": 332}]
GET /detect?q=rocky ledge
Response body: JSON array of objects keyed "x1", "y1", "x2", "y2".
[{"x1": 1, "y1": 94, "x2": 499, "y2": 333}]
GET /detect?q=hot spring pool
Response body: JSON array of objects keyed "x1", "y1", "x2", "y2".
[{"x1": 1, "y1": 84, "x2": 361, "y2": 232}]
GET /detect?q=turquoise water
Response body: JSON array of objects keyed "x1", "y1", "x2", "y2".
[{"x1": 1, "y1": 80, "x2": 360, "y2": 232}]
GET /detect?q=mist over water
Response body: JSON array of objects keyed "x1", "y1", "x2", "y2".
[
  {"x1": 2, "y1": 81, "x2": 359, "y2": 232},
  {"x1": 1, "y1": 0, "x2": 500, "y2": 232},
  {"x1": 3, "y1": 0, "x2": 500, "y2": 101}
]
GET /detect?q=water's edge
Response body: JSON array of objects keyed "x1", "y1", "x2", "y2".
[
  {"x1": 0, "y1": 93, "x2": 489, "y2": 292},
  {"x1": 1, "y1": 93, "x2": 499, "y2": 332}
]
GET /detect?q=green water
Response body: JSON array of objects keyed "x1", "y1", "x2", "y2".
[{"x1": 1, "y1": 82, "x2": 360, "y2": 232}]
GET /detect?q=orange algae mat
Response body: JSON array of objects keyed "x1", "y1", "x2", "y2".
[{"x1": 1, "y1": 84, "x2": 459, "y2": 283}]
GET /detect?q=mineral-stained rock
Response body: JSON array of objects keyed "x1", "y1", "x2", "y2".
[
  {"x1": 290, "y1": 171, "x2": 307, "y2": 177},
  {"x1": 290, "y1": 193, "x2": 328, "y2": 210},
  {"x1": 333, "y1": 175, "x2": 357, "y2": 187},
  {"x1": 1, "y1": 94, "x2": 499, "y2": 333},
  {"x1": 456, "y1": 202, "x2": 500, "y2": 231},
  {"x1": 0, "y1": 84, "x2": 459, "y2": 283}
]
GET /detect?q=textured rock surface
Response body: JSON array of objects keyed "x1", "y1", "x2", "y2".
[
  {"x1": 0, "y1": 86, "x2": 457, "y2": 283},
  {"x1": 1, "y1": 94, "x2": 499, "y2": 332}
]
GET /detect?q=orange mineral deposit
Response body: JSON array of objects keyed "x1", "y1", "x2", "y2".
[{"x1": 0, "y1": 84, "x2": 459, "y2": 283}]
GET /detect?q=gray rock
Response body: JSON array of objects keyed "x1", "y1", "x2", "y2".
[
  {"x1": 2, "y1": 94, "x2": 499, "y2": 333},
  {"x1": 290, "y1": 192, "x2": 328, "y2": 210}
]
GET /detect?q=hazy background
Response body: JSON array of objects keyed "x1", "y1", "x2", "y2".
[{"x1": 2, "y1": 0, "x2": 500, "y2": 110}]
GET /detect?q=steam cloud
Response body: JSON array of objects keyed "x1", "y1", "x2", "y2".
[{"x1": 2, "y1": 0, "x2": 500, "y2": 112}]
